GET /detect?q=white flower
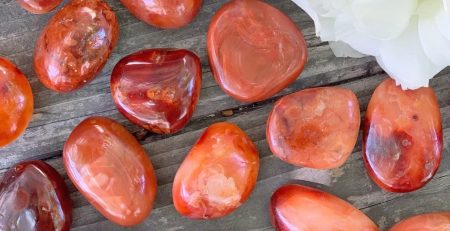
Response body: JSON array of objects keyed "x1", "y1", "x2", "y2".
[{"x1": 292, "y1": 0, "x2": 450, "y2": 89}]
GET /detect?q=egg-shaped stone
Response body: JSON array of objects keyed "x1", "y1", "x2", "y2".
[
  {"x1": 16, "y1": 0, "x2": 62, "y2": 14},
  {"x1": 173, "y1": 122, "x2": 259, "y2": 219},
  {"x1": 0, "y1": 160, "x2": 72, "y2": 231},
  {"x1": 63, "y1": 117, "x2": 157, "y2": 226},
  {"x1": 390, "y1": 212, "x2": 450, "y2": 231},
  {"x1": 363, "y1": 79, "x2": 443, "y2": 192},
  {"x1": 111, "y1": 49, "x2": 202, "y2": 134},
  {"x1": 267, "y1": 87, "x2": 360, "y2": 169},
  {"x1": 207, "y1": 0, "x2": 307, "y2": 102},
  {"x1": 270, "y1": 184, "x2": 378, "y2": 231},
  {"x1": 0, "y1": 57, "x2": 33, "y2": 148},
  {"x1": 34, "y1": 0, "x2": 119, "y2": 93}
]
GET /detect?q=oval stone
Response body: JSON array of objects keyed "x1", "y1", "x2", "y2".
[
  {"x1": 390, "y1": 212, "x2": 450, "y2": 231},
  {"x1": 173, "y1": 122, "x2": 259, "y2": 219},
  {"x1": 207, "y1": 0, "x2": 307, "y2": 102},
  {"x1": 34, "y1": 0, "x2": 119, "y2": 93},
  {"x1": 363, "y1": 79, "x2": 443, "y2": 192},
  {"x1": 63, "y1": 117, "x2": 157, "y2": 226},
  {"x1": 119, "y1": 0, "x2": 202, "y2": 29},
  {"x1": 270, "y1": 184, "x2": 378, "y2": 231},
  {"x1": 0, "y1": 160, "x2": 72, "y2": 231},
  {"x1": 0, "y1": 57, "x2": 33, "y2": 148},
  {"x1": 111, "y1": 49, "x2": 202, "y2": 134},
  {"x1": 16, "y1": 0, "x2": 62, "y2": 14},
  {"x1": 267, "y1": 87, "x2": 360, "y2": 169}
]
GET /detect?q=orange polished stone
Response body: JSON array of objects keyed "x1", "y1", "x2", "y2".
[
  {"x1": 0, "y1": 57, "x2": 33, "y2": 148},
  {"x1": 111, "y1": 49, "x2": 202, "y2": 134},
  {"x1": 119, "y1": 0, "x2": 202, "y2": 29},
  {"x1": 63, "y1": 117, "x2": 157, "y2": 226},
  {"x1": 267, "y1": 87, "x2": 360, "y2": 169},
  {"x1": 173, "y1": 122, "x2": 259, "y2": 219},
  {"x1": 34, "y1": 0, "x2": 119, "y2": 93},
  {"x1": 0, "y1": 160, "x2": 72, "y2": 231},
  {"x1": 270, "y1": 184, "x2": 378, "y2": 231},
  {"x1": 363, "y1": 79, "x2": 443, "y2": 193},
  {"x1": 207, "y1": 0, "x2": 307, "y2": 103},
  {"x1": 16, "y1": 0, "x2": 62, "y2": 14},
  {"x1": 390, "y1": 212, "x2": 450, "y2": 231}
]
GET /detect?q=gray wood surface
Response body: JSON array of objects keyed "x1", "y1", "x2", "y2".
[{"x1": 0, "y1": 0, "x2": 449, "y2": 230}]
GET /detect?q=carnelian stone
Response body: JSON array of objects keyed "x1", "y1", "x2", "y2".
[
  {"x1": 267, "y1": 87, "x2": 360, "y2": 169},
  {"x1": 111, "y1": 49, "x2": 202, "y2": 134},
  {"x1": 207, "y1": 0, "x2": 307, "y2": 103},
  {"x1": 390, "y1": 212, "x2": 450, "y2": 231},
  {"x1": 363, "y1": 79, "x2": 443, "y2": 193},
  {"x1": 270, "y1": 184, "x2": 378, "y2": 231},
  {"x1": 0, "y1": 57, "x2": 33, "y2": 147},
  {"x1": 0, "y1": 160, "x2": 72, "y2": 231},
  {"x1": 16, "y1": 0, "x2": 62, "y2": 14},
  {"x1": 119, "y1": 0, "x2": 202, "y2": 29},
  {"x1": 34, "y1": 0, "x2": 119, "y2": 93},
  {"x1": 63, "y1": 117, "x2": 157, "y2": 226},
  {"x1": 173, "y1": 122, "x2": 259, "y2": 219}
]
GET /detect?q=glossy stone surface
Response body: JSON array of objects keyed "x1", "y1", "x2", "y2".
[
  {"x1": 207, "y1": 0, "x2": 307, "y2": 103},
  {"x1": 63, "y1": 117, "x2": 157, "y2": 226},
  {"x1": 267, "y1": 87, "x2": 360, "y2": 169},
  {"x1": 16, "y1": 0, "x2": 62, "y2": 14},
  {"x1": 0, "y1": 57, "x2": 33, "y2": 148},
  {"x1": 34, "y1": 0, "x2": 119, "y2": 93},
  {"x1": 0, "y1": 160, "x2": 72, "y2": 231},
  {"x1": 111, "y1": 49, "x2": 202, "y2": 134},
  {"x1": 270, "y1": 184, "x2": 378, "y2": 231},
  {"x1": 119, "y1": 0, "x2": 202, "y2": 29},
  {"x1": 173, "y1": 122, "x2": 259, "y2": 219},
  {"x1": 363, "y1": 79, "x2": 443, "y2": 193},
  {"x1": 390, "y1": 212, "x2": 450, "y2": 231}
]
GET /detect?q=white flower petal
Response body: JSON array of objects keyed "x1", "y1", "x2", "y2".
[
  {"x1": 436, "y1": 9, "x2": 450, "y2": 41},
  {"x1": 419, "y1": 9, "x2": 450, "y2": 67},
  {"x1": 292, "y1": 0, "x2": 322, "y2": 36},
  {"x1": 329, "y1": 41, "x2": 366, "y2": 58},
  {"x1": 351, "y1": 0, "x2": 417, "y2": 40}
]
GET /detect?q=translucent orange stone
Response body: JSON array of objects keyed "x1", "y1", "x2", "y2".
[
  {"x1": 34, "y1": 0, "x2": 119, "y2": 93},
  {"x1": 270, "y1": 184, "x2": 378, "y2": 231},
  {"x1": 16, "y1": 0, "x2": 62, "y2": 14},
  {"x1": 0, "y1": 57, "x2": 33, "y2": 147},
  {"x1": 173, "y1": 122, "x2": 259, "y2": 219},
  {"x1": 119, "y1": 0, "x2": 202, "y2": 29},
  {"x1": 64, "y1": 117, "x2": 157, "y2": 226},
  {"x1": 207, "y1": 0, "x2": 307, "y2": 102},
  {"x1": 390, "y1": 212, "x2": 450, "y2": 230},
  {"x1": 363, "y1": 79, "x2": 443, "y2": 192},
  {"x1": 267, "y1": 87, "x2": 360, "y2": 169}
]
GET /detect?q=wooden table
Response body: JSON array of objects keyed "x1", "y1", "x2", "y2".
[{"x1": 0, "y1": 0, "x2": 449, "y2": 230}]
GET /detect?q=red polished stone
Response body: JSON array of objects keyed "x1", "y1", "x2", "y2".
[
  {"x1": 270, "y1": 184, "x2": 378, "y2": 231},
  {"x1": 119, "y1": 0, "x2": 202, "y2": 29},
  {"x1": 173, "y1": 122, "x2": 259, "y2": 219},
  {"x1": 0, "y1": 57, "x2": 33, "y2": 148},
  {"x1": 111, "y1": 49, "x2": 202, "y2": 134},
  {"x1": 363, "y1": 79, "x2": 443, "y2": 193},
  {"x1": 0, "y1": 160, "x2": 72, "y2": 231},
  {"x1": 34, "y1": 0, "x2": 119, "y2": 93},
  {"x1": 16, "y1": 0, "x2": 62, "y2": 14},
  {"x1": 63, "y1": 117, "x2": 157, "y2": 226},
  {"x1": 267, "y1": 87, "x2": 360, "y2": 169},
  {"x1": 207, "y1": 0, "x2": 307, "y2": 103},
  {"x1": 390, "y1": 212, "x2": 450, "y2": 231}
]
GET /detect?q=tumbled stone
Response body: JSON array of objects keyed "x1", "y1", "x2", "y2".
[
  {"x1": 270, "y1": 184, "x2": 378, "y2": 231},
  {"x1": 0, "y1": 57, "x2": 33, "y2": 148},
  {"x1": 390, "y1": 212, "x2": 450, "y2": 231},
  {"x1": 0, "y1": 160, "x2": 72, "y2": 231},
  {"x1": 173, "y1": 122, "x2": 259, "y2": 219},
  {"x1": 34, "y1": 0, "x2": 119, "y2": 93},
  {"x1": 16, "y1": 0, "x2": 62, "y2": 14},
  {"x1": 64, "y1": 117, "x2": 157, "y2": 226},
  {"x1": 363, "y1": 79, "x2": 443, "y2": 192},
  {"x1": 267, "y1": 87, "x2": 360, "y2": 169},
  {"x1": 111, "y1": 49, "x2": 202, "y2": 134},
  {"x1": 207, "y1": 0, "x2": 307, "y2": 102}
]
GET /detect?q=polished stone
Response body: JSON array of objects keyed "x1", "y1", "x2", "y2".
[
  {"x1": 390, "y1": 212, "x2": 450, "y2": 231},
  {"x1": 16, "y1": 0, "x2": 62, "y2": 14}
]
